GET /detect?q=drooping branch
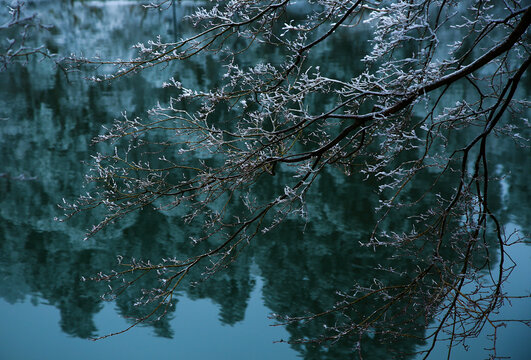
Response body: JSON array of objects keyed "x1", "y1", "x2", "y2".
[{"x1": 60, "y1": 1, "x2": 531, "y2": 356}]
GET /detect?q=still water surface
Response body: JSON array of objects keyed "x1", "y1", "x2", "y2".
[{"x1": 0, "y1": 1, "x2": 529, "y2": 359}]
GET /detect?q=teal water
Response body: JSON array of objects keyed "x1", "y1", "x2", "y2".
[
  {"x1": 0, "y1": 278, "x2": 297, "y2": 360},
  {"x1": 0, "y1": 1, "x2": 529, "y2": 359}
]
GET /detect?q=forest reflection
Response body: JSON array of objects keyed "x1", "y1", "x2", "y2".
[{"x1": 0, "y1": 1, "x2": 529, "y2": 359}]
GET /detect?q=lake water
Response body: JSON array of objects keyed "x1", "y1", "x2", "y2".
[{"x1": 0, "y1": 1, "x2": 529, "y2": 359}]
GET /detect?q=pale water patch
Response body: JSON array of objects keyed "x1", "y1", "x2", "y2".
[{"x1": 0, "y1": 277, "x2": 298, "y2": 360}]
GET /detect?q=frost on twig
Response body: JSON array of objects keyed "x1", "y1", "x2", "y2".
[{"x1": 0, "y1": 1, "x2": 59, "y2": 71}]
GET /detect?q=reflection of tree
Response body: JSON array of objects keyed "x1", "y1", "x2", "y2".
[
  {"x1": 0, "y1": 1, "x2": 188, "y2": 339},
  {"x1": 253, "y1": 157, "x2": 515, "y2": 358},
  {"x1": 0, "y1": 221, "x2": 106, "y2": 338},
  {"x1": 188, "y1": 261, "x2": 255, "y2": 325},
  {"x1": 0, "y1": 2, "x2": 529, "y2": 359},
  {"x1": 255, "y1": 171, "x2": 419, "y2": 358},
  {"x1": 0, "y1": 148, "x2": 514, "y2": 348}
]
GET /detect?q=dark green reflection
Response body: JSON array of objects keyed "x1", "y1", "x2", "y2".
[{"x1": 0, "y1": 1, "x2": 529, "y2": 359}]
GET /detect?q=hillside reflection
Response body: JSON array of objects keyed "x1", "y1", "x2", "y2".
[{"x1": 0, "y1": 1, "x2": 528, "y2": 359}]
